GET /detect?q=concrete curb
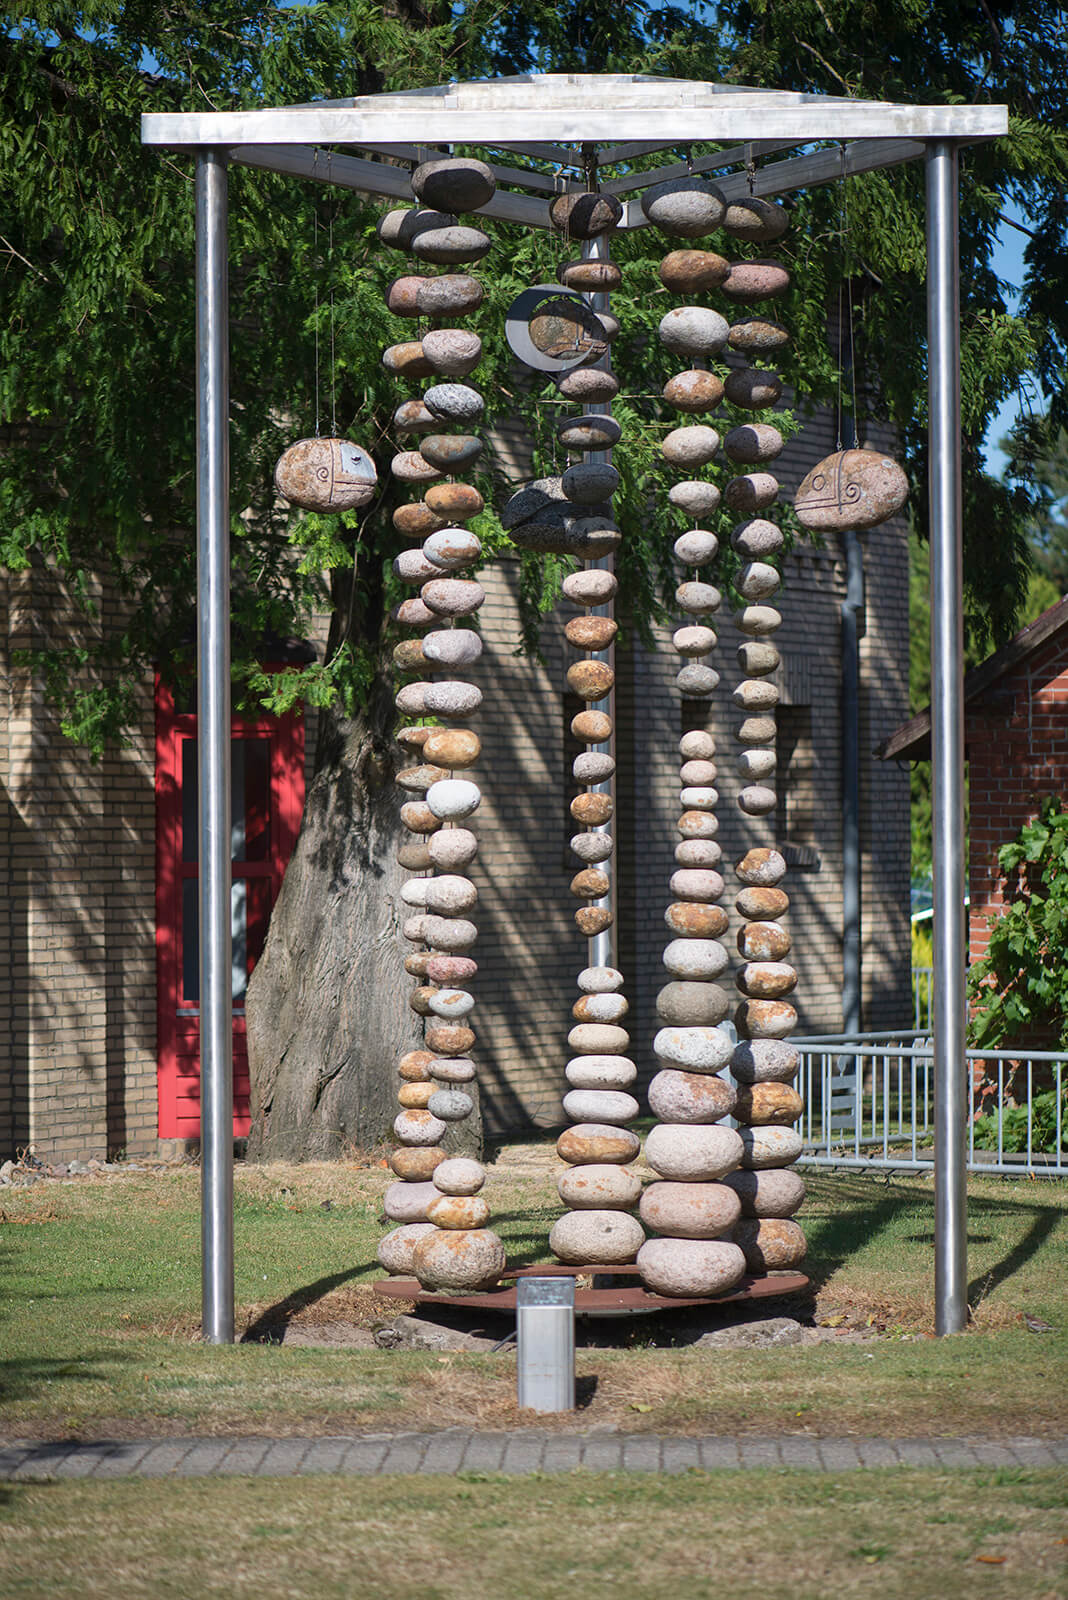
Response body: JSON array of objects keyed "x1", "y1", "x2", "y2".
[{"x1": 1, "y1": 1432, "x2": 1064, "y2": 1481}]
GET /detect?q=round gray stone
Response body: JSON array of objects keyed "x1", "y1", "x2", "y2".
[
  {"x1": 724, "y1": 367, "x2": 783, "y2": 409},
  {"x1": 571, "y1": 831, "x2": 614, "y2": 864},
  {"x1": 422, "y1": 682, "x2": 483, "y2": 717},
  {"x1": 423, "y1": 383, "x2": 484, "y2": 424},
  {"x1": 411, "y1": 156, "x2": 496, "y2": 212},
  {"x1": 427, "y1": 828, "x2": 479, "y2": 871},
  {"x1": 673, "y1": 625, "x2": 716, "y2": 657},
  {"x1": 433, "y1": 1156, "x2": 486, "y2": 1196},
  {"x1": 725, "y1": 423, "x2": 784, "y2": 464},
  {"x1": 647, "y1": 1068, "x2": 736, "y2": 1125},
  {"x1": 562, "y1": 568, "x2": 617, "y2": 604},
  {"x1": 676, "y1": 580, "x2": 722, "y2": 614},
  {"x1": 411, "y1": 225, "x2": 491, "y2": 264},
  {"x1": 426, "y1": 779, "x2": 480, "y2": 820},
  {"x1": 421, "y1": 327, "x2": 482, "y2": 376},
  {"x1": 653, "y1": 1024, "x2": 733, "y2": 1072},
  {"x1": 669, "y1": 480, "x2": 722, "y2": 516},
  {"x1": 677, "y1": 664, "x2": 719, "y2": 697},
  {"x1": 732, "y1": 518, "x2": 784, "y2": 558},
  {"x1": 383, "y1": 1181, "x2": 439, "y2": 1222},
  {"x1": 427, "y1": 1089, "x2": 474, "y2": 1122},
  {"x1": 557, "y1": 414, "x2": 621, "y2": 451},
  {"x1": 562, "y1": 1088, "x2": 640, "y2": 1126},
  {"x1": 724, "y1": 472, "x2": 780, "y2": 513},
  {"x1": 422, "y1": 629, "x2": 482, "y2": 667},
  {"x1": 550, "y1": 1210, "x2": 645, "y2": 1265},
  {"x1": 573, "y1": 751, "x2": 615, "y2": 783},
  {"x1": 722, "y1": 1167, "x2": 805, "y2": 1217},
  {"x1": 738, "y1": 1125, "x2": 804, "y2": 1169},
  {"x1": 566, "y1": 1054, "x2": 637, "y2": 1090},
  {"x1": 563, "y1": 462, "x2": 620, "y2": 504},
  {"x1": 639, "y1": 1180, "x2": 741, "y2": 1240},
  {"x1": 641, "y1": 176, "x2": 727, "y2": 237},
  {"x1": 734, "y1": 605, "x2": 782, "y2": 637},
  {"x1": 427, "y1": 988, "x2": 475, "y2": 1020},
  {"x1": 731, "y1": 1039, "x2": 800, "y2": 1084},
  {"x1": 577, "y1": 966, "x2": 624, "y2": 994},
  {"x1": 637, "y1": 1237, "x2": 746, "y2": 1297},
  {"x1": 739, "y1": 785, "x2": 776, "y2": 816},
  {"x1": 377, "y1": 1222, "x2": 438, "y2": 1274},
  {"x1": 656, "y1": 981, "x2": 730, "y2": 1026},
  {"x1": 422, "y1": 875, "x2": 477, "y2": 915},
  {"x1": 659, "y1": 307, "x2": 729, "y2": 358},
  {"x1": 423, "y1": 527, "x2": 481, "y2": 570},
  {"x1": 662, "y1": 940, "x2": 729, "y2": 981},
  {"x1": 557, "y1": 1165, "x2": 642, "y2": 1210},
  {"x1": 643, "y1": 1124, "x2": 744, "y2": 1182},
  {"x1": 737, "y1": 560, "x2": 781, "y2": 601},
  {"x1": 674, "y1": 530, "x2": 718, "y2": 567}
]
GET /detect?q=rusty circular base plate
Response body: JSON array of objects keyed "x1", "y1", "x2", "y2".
[{"x1": 374, "y1": 1266, "x2": 809, "y2": 1317}]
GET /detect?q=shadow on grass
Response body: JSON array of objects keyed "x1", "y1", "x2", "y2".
[
  {"x1": 802, "y1": 1172, "x2": 1062, "y2": 1307},
  {"x1": 242, "y1": 1267, "x2": 365, "y2": 1344},
  {"x1": 0, "y1": 1352, "x2": 133, "y2": 1409}
]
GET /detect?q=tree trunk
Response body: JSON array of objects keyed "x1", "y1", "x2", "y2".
[{"x1": 245, "y1": 579, "x2": 483, "y2": 1162}]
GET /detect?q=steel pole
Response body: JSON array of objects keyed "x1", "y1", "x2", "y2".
[
  {"x1": 195, "y1": 151, "x2": 234, "y2": 1344},
  {"x1": 581, "y1": 230, "x2": 616, "y2": 972},
  {"x1": 926, "y1": 140, "x2": 967, "y2": 1336}
]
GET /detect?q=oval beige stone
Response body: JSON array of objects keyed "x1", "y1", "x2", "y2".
[
  {"x1": 421, "y1": 327, "x2": 482, "y2": 377},
  {"x1": 737, "y1": 961, "x2": 797, "y2": 999},
  {"x1": 559, "y1": 258, "x2": 623, "y2": 291},
  {"x1": 734, "y1": 1082, "x2": 804, "y2": 1126},
  {"x1": 548, "y1": 190, "x2": 623, "y2": 238},
  {"x1": 677, "y1": 810, "x2": 717, "y2": 840},
  {"x1": 432, "y1": 1156, "x2": 486, "y2": 1196},
  {"x1": 728, "y1": 318, "x2": 790, "y2": 355},
  {"x1": 738, "y1": 921, "x2": 792, "y2": 962},
  {"x1": 412, "y1": 1228, "x2": 506, "y2": 1292},
  {"x1": 382, "y1": 340, "x2": 434, "y2": 379},
  {"x1": 736, "y1": 998, "x2": 797, "y2": 1040},
  {"x1": 637, "y1": 1237, "x2": 746, "y2": 1298},
  {"x1": 550, "y1": 1209, "x2": 645, "y2": 1265},
  {"x1": 571, "y1": 707, "x2": 613, "y2": 741},
  {"x1": 377, "y1": 1222, "x2": 439, "y2": 1275},
  {"x1": 724, "y1": 423, "x2": 784, "y2": 464},
  {"x1": 557, "y1": 1164, "x2": 642, "y2": 1209},
  {"x1": 647, "y1": 1068, "x2": 736, "y2": 1125},
  {"x1": 562, "y1": 569, "x2": 617, "y2": 606},
  {"x1": 576, "y1": 905, "x2": 613, "y2": 936},
  {"x1": 737, "y1": 886, "x2": 790, "y2": 920},
  {"x1": 570, "y1": 867, "x2": 610, "y2": 901},
  {"x1": 571, "y1": 792, "x2": 613, "y2": 826},
  {"x1": 639, "y1": 1180, "x2": 741, "y2": 1240},
  {"x1": 723, "y1": 1167, "x2": 805, "y2": 1217},
  {"x1": 565, "y1": 615, "x2": 617, "y2": 651},
  {"x1": 394, "y1": 501, "x2": 447, "y2": 537},
  {"x1": 565, "y1": 1054, "x2": 636, "y2": 1090},
  {"x1": 390, "y1": 1145, "x2": 445, "y2": 1180},
  {"x1": 394, "y1": 1108, "x2": 448, "y2": 1147},
  {"x1": 556, "y1": 366, "x2": 619, "y2": 403},
  {"x1": 568, "y1": 1022, "x2": 630, "y2": 1055},
  {"x1": 567, "y1": 660, "x2": 615, "y2": 700},
  {"x1": 738, "y1": 1124, "x2": 804, "y2": 1169},
  {"x1": 724, "y1": 197, "x2": 789, "y2": 242},
  {"x1": 562, "y1": 1088, "x2": 640, "y2": 1127},
  {"x1": 737, "y1": 848, "x2": 788, "y2": 887},
  {"x1": 663, "y1": 369, "x2": 724, "y2": 413},
  {"x1": 664, "y1": 903, "x2": 729, "y2": 941},
  {"x1": 656, "y1": 980, "x2": 729, "y2": 1026},
  {"x1": 557, "y1": 1123, "x2": 641, "y2": 1166},
  {"x1": 731, "y1": 1040, "x2": 800, "y2": 1084},
  {"x1": 795, "y1": 447, "x2": 909, "y2": 532},
  {"x1": 722, "y1": 259, "x2": 791, "y2": 300},
  {"x1": 399, "y1": 799, "x2": 440, "y2": 833},
  {"x1": 675, "y1": 839, "x2": 721, "y2": 868},
  {"x1": 733, "y1": 1217, "x2": 807, "y2": 1271},
  {"x1": 724, "y1": 472, "x2": 780, "y2": 514},
  {"x1": 658, "y1": 248, "x2": 730, "y2": 292},
  {"x1": 426, "y1": 1193, "x2": 490, "y2": 1230},
  {"x1": 724, "y1": 368, "x2": 783, "y2": 409}
]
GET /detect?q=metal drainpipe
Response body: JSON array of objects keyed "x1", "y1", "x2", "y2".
[{"x1": 840, "y1": 422, "x2": 863, "y2": 1037}]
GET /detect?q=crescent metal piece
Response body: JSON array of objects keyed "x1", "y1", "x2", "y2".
[{"x1": 505, "y1": 283, "x2": 607, "y2": 373}]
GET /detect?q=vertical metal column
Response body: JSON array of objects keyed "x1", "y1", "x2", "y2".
[
  {"x1": 926, "y1": 140, "x2": 967, "y2": 1336},
  {"x1": 840, "y1": 522, "x2": 864, "y2": 1036},
  {"x1": 195, "y1": 151, "x2": 235, "y2": 1345},
  {"x1": 581, "y1": 229, "x2": 616, "y2": 972}
]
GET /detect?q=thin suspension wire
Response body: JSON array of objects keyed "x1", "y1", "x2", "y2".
[
  {"x1": 312, "y1": 162, "x2": 321, "y2": 439},
  {"x1": 328, "y1": 177, "x2": 337, "y2": 437}
]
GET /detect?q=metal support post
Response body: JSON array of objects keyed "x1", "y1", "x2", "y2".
[
  {"x1": 516, "y1": 1277, "x2": 576, "y2": 1411},
  {"x1": 195, "y1": 150, "x2": 235, "y2": 1345},
  {"x1": 840, "y1": 520, "x2": 864, "y2": 1036},
  {"x1": 926, "y1": 140, "x2": 968, "y2": 1336}
]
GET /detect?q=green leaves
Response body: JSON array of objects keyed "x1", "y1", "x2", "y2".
[{"x1": 969, "y1": 796, "x2": 1068, "y2": 1050}]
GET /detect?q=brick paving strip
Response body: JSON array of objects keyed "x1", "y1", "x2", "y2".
[{"x1": 0, "y1": 1434, "x2": 1064, "y2": 1481}]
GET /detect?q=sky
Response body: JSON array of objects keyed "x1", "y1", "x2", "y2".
[{"x1": 983, "y1": 204, "x2": 1032, "y2": 479}]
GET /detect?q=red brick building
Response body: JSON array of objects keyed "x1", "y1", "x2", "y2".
[{"x1": 878, "y1": 596, "x2": 1068, "y2": 966}]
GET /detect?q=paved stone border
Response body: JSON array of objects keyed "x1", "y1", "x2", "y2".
[{"x1": 0, "y1": 1433, "x2": 1064, "y2": 1482}]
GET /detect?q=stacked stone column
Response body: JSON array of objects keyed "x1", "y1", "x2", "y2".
[
  {"x1": 374, "y1": 158, "x2": 506, "y2": 1295},
  {"x1": 715, "y1": 196, "x2": 808, "y2": 1272},
  {"x1": 543, "y1": 201, "x2": 646, "y2": 1271}
]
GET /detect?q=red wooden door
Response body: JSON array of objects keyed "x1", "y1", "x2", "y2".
[{"x1": 155, "y1": 676, "x2": 304, "y2": 1140}]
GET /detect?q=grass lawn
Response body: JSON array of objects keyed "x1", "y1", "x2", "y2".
[
  {"x1": 0, "y1": 1146, "x2": 1065, "y2": 1440},
  {"x1": 1, "y1": 1469, "x2": 1065, "y2": 1600}
]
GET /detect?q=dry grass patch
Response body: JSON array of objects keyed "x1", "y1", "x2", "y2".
[{"x1": 1, "y1": 1470, "x2": 1065, "y2": 1600}]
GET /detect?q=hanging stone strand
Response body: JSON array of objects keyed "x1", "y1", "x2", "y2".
[
  {"x1": 539, "y1": 211, "x2": 645, "y2": 1271},
  {"x1": 716, "y1": 196, "x2": 807, "y2": 1275},
  {"x1": 632, "y1": 175, "x2": 748, "y2": 1300},
  {"x1": 375, "y1": 158, "x2": 505, "y2": 1294}
]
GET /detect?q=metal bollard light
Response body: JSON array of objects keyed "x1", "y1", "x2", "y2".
[{"x1": 516, "y1": 1277, "x2": 576, "y2": 1412}]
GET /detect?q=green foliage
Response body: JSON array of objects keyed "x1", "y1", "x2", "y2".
[
  {"x1": 1, "y1": 0, "x2": 1066, "y2": 754},
  {"x1": 968, "y1": 796, "x2": 1068, "y2": 1049},
  {"x1": 972, "y1": 1087, "x2": 1067, "y2": 1152}
]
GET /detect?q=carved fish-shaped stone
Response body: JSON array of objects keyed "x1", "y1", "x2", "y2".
[{"x1": 794, "y1": 447, "x2": 908, "y2": 531}]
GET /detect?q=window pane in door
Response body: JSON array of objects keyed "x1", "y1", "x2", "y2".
[{"x1": 232, "y1": 739, "x2": 271, "y2": 862}]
